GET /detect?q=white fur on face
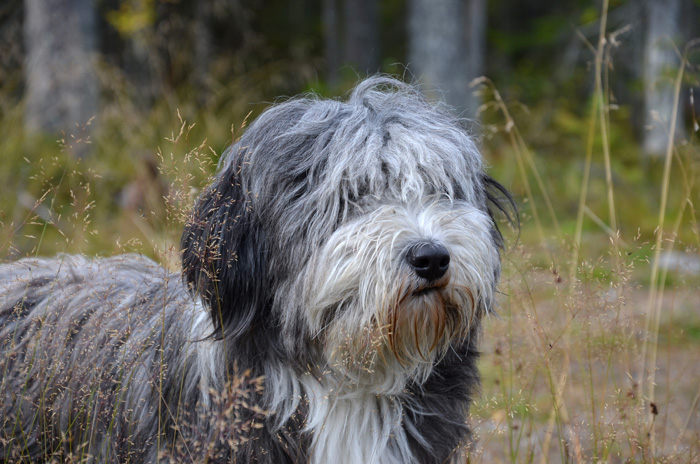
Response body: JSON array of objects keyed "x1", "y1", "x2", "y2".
[{"x1": 299, "y1": 200, "x2": 497, "y2": 383}]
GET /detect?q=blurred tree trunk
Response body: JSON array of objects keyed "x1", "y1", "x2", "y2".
[
  {"x1": 105, "y1": 0, "x2": 164, "y2": 108},
  {"x1": 408, "y1": 0, "x2": 485, "y2": 118},
  {"x1": 324, "y1": 0, "x2": 380, "y2": 84},
  {"x1": 24, "y1": 0, "x2": 98, "y2": 157},
  {"x1": 642, "y1": 0, "x2": 684, "y2": 156},
  {"x1": 343, "y1": 0, "x2": 380, "y2": 76},
  {"x1": 122, "y1": 30, "x2": 160, "y2": 106},
  {"x1": 323, "y1": 0, "x2": 341, "y2": 86},
  {"x1": 465, "y1": 0, "x2": 485, "y2": 111},
  {"x1": 193, "y1": 0, "x2": 214, "y2": 106}
]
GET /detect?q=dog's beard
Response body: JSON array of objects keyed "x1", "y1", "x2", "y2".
[
  {"x1": 387, "y1": 276, "x2": 475, "y2": 365},
  {"x1": 298, "y1": 202, "x2": 498, "y2": 389},
  {"x1": 314, "y1": 275, "x2": 476, "y2": 389}
]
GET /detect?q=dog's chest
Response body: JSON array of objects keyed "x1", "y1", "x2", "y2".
[{"x1": 295, "y1": 377, "x2": 414, "y2": 464}]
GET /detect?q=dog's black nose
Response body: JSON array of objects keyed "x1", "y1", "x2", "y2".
[{"x1": 406, "y1": 242, "x2": 450, "y2": 281}]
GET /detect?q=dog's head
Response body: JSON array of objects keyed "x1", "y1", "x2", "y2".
[{"x1": 181, "y1": 77, "x2": 514, "y2": 384}]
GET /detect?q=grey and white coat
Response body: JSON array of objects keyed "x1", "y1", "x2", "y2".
[{"x1": 0, "y1": 77, "x2": 515, "y2": 463}]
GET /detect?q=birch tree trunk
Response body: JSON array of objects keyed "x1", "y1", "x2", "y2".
[
  {"x1": 642, "y1": 0, "x2": 683, "y2": 156},
  {"x1": 408, "y1": 0, "x2": 485, "y2": 118},
  {"x1": 24, "y1": 0, "x2": 97, "y2": 157}
]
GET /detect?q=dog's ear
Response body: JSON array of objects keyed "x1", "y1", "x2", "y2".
[
  {"x1": 481, "y1": 173, "x2": 518, "y2": 251},
  {"x1": 180, "y1": 152, "x2": 271, "y2": 341}
]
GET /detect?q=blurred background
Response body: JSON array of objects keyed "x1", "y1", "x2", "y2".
[
  {"x1": 1, "y1": 0, "x2": 699, "y2": 462},
  {"x1": 0, "y1": 0, "x2": 698, "y2": 254}
]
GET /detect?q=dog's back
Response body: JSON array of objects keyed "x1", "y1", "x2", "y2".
[{"x1": 0, "y1": 255, "x2": 197, "y2": 462}]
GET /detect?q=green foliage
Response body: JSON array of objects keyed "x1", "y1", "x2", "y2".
[{"x1": 106, "y1": 0, "x2": 157, "y2": 37}]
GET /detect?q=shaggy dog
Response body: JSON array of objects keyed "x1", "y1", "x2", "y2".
[{"x1": 0, "y1": 77, "x2": 514, "y2": 463}]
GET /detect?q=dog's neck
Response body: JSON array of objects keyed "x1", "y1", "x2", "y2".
[
  {"x1": 193, "y1": 306, "x2": 427, "y2": 463},
  {"x1": 265, "y1": 364, "x2": 416, "y2": 464}
]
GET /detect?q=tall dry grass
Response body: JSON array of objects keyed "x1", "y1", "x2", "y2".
[{"x1": 469, "y1": 4, "x2": 700, "y2": 463}]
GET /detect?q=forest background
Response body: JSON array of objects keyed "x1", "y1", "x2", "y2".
[{"x1": 1, "y1": 0, "x2": 699, "y2": 462}]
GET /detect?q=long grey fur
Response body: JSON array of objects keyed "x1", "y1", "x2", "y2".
[{"x1": 1, "y1": 77, "x2": 515, "y2": 463}]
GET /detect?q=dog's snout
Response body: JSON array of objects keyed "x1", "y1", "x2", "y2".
[{"x1": 406, "y1": 242, "x2": 450, "y2": 281}]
